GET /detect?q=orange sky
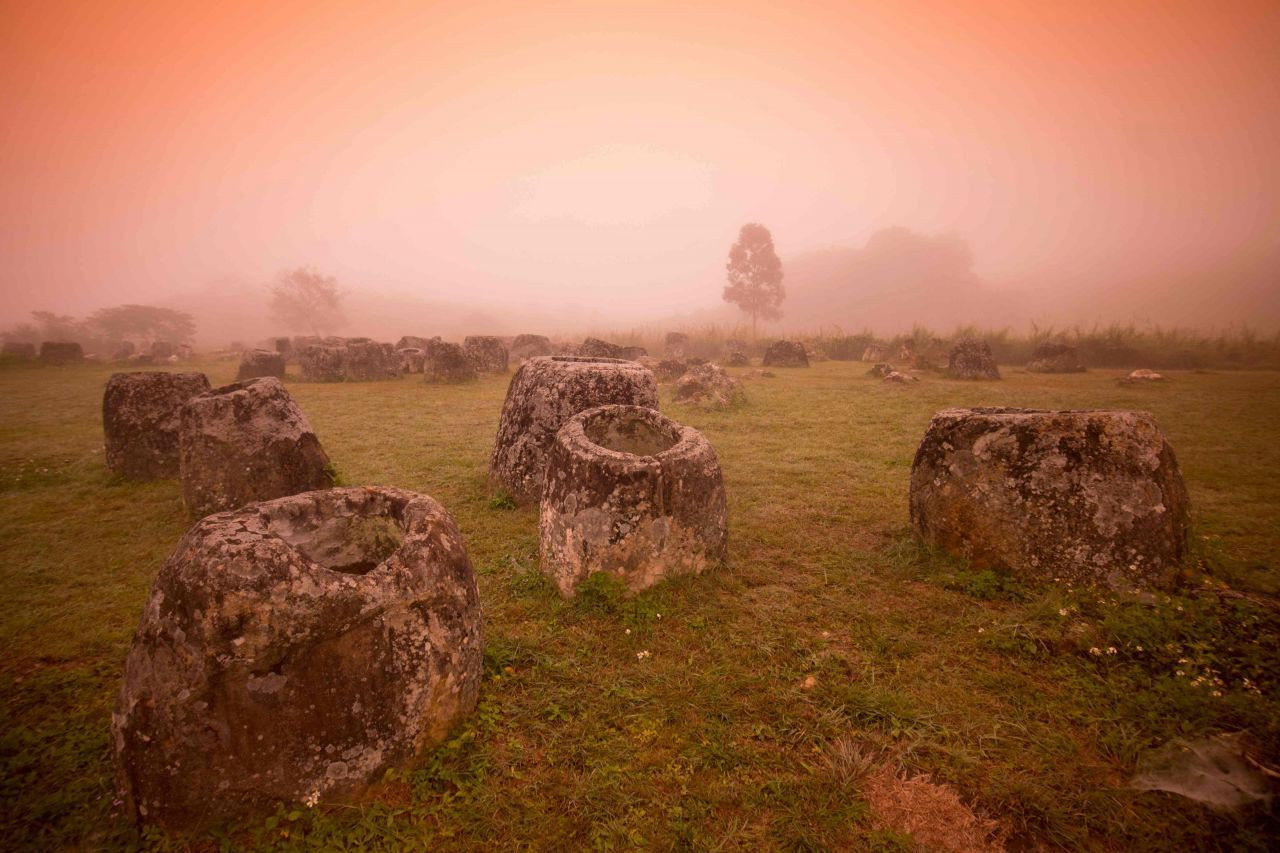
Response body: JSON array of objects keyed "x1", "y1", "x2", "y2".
[{"x1": 2, "y1": 0, "x2": 1278, "y2": 326}]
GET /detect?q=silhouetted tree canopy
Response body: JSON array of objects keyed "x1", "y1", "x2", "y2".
[
  {"x1": 87, "y1": 304, "x2": 196, "y2": 343},
  {"x1": 723, "y1": 223, "x2": 784, "y2": 336},
  {"x1": 268, "y1": 267, "x2": 346, "y2": 335}
]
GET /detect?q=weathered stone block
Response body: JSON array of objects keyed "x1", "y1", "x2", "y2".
[
  {"x1": 673, "y1": 363, "x2": 745, "y2": 410},
  {"x1": 298, "y1": 345, "x2": 346, "y2": 382},
  {"x1": 540, "y1": 405, "x2": 727, "y2": 595},
  {"x1": 179, "y1": 378, "x2": 333, "y2": 516},
  {"x1": 112, "y1": 486, "x2": 482, "y2": 828},
  {"x1": 103, "y1": 372, "x2": 212, "y2": 480},
  {"x1": 489, "y1": 356, "x2": 659, "y2": 504},
  {"x1": 909, "y1": 407, "x2": 1190, "y2": 588}
]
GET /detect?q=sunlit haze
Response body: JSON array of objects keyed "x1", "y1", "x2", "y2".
[{"x1": 3, "y1": 0, "x2": 1278, "y2": 341}]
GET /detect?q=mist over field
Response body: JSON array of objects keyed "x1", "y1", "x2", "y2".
[{"x1": 2, "y1": 1, "x2": 1278, "y2": 344}]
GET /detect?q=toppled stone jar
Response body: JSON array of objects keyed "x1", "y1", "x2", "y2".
[
  {"x1": 489, "y1": 356, "x2": 659, "y2": 504},
  {"x1": 179, "y1": 377, "x2": 333, "y2": 516},
  {"x1": 909, "y1": 407, "x2": 1190, "y2": 589},
  {"x1": 104, "y1": 371, "x2": 212, "y2": 480},
  {"x1": 539, "y1": 405, "x2": 728, "y2": 596},
  {"x1": 112, "y1": 486, "x2": 483, "y2": 829}
]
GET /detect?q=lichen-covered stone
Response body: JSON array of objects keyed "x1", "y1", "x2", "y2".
[
  {"x1": 867, "y1": 362, "x2": 894, "y2": 378},
  {"x1": 540, "y1": 405, "x2": 727, "y2": 595},
  {"x1": 112, "y1": 486, "x2": 482, "y2": 829},
  {"x1": 423, "y1": 341, "x2": 477, "y2": 383},
  {"x1": 909, "y1": 407, "x2": 1190, "y2": 588},
  {"x1": 39, "y1": 341, "x2": 84, "y2": 364},
  {"x1": 1027, "y1": 341, "x2": 1085, "y2": 374},
  {"x1": 104, "y1": 372, "x2": 212, "y2": 480},
  {"x1": 673, "y1": 363, "x2": 745, "y2": 410},
  {"x1": 1126, "y1": 369, "x2": 1165, "y2": 382},
  {"x1": 299, "y1": 345, "x2": 346, "y2": 382},
  {"x1": 665, "y1": 332, "x2": 689, "y2": 358},
  {"x1": 179, "y1": 378, "x2": 333, "y2": 516},
  {"x1": 237, "y1": 349, "x2": 286, "y2": 381},
  {"x1": 655, "y1": 359, "x2": 688, "y2": 382},
  {"x1": 509, "y1": 334, "x2": 553, "y2": 362},
  {"x1": 463, "y1": 336, "x2": 509, "y2": 373},
  {"x1": 398, "y1": 347, "x2": 425, "y2": 374},
  {"x1": 396, "y1": 335, "x2": 437, "y2": 351},
  {"x1": 3, "y1": 341, "x2": 36, "y2": 359},
  {"x1": 489, "y1": 356, "x2": 659, "y2": 504},
  {"x1": 577, "y1": 337, "x2": 624, "y2": 358},
  {"x1": 946, "y1": 339, "x2": 1000, "y2": 380},
  {"x1": 341, "y1": 341, "x2": 400, "y2": 381},
  {"x1": 762, "y1": 340, "x2": 809, "y2": 367},
  {"x1": 725, "y1": 339, "x2": 750, "y2": 367}
]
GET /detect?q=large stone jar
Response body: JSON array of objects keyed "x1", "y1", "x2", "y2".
[
  {"x1": 179, "y1": 377, "x2": 333, "y2": 516},
  {"x1": 112, "y1": 486, "x2": 483, "y2": 828},
  {"x1": 909, "y1": 407, "x2": 1190, "y2": 589},
  {"x1": 539, "y1": 405, "x2": 728, "y2": 596},
  {"x1": 489, "y1": 356, "x2": 659, "y2": 504},
  {"x1": 103, "y1": 371, "x2": 211, "y2": 480}
]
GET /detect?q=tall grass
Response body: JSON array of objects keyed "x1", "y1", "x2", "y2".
[{"x1": 577, "y1": 323, "x2": 1280, "y2": 369}]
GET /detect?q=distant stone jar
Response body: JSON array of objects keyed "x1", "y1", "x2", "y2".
[
  {"x1": 463, "y1": 335, "x2": 509, "y2": 373},
  {"x1": 509, "y1": 334, "x2": 553, "y2": 362},
  {"x1": 909, "y1": 407, "x2": 1190, "y2": 589},
  {"x1": 489, "y1": 356, "x2": 660, "y2": 504},
  {"x1": 103, "y1": 372, "x2": 211, "y2": 480},
  {"x1": 3, "y1": 341, "x2": 36, "y2": 359},
  {"x1": 761, "y1": 340, "x2": 809, "y2": 367},
  {"x1": 673, "y1": 363, "x2": 745, "y2": 410},
  {"x1": 112, "y1": 486, "x2": 483, "y2": 829},
  {"x1": 39, "y1": 341, "x2": 84, "y2": 364},
  {"x1": 423, "y1": 341, "x2": 477, "y2": 383},
  {"x1": 179, "y1": 377, "x2": 333, "y2": 516},
  {"x1": 1026, "y1": 341, "x2": 1085, "y2": 374},
  {"x1": 946, "y1": 339, "x2": 1000, "y2": 380},
  {"x1": 340, "y1": 341, "x2": 400, "y2": 381},
  {"x1": 236, "y1": 349, "x2": 286, "y2": 381},
  {"x1": 298, "y1": 344, "x2": 346, "y2": 382},
  {"x1": 577, "y1": 337, "x2": 625, "y2": 358},
  {"x1": 540, "y1": 405, "x2": 727, "y2": 596}
]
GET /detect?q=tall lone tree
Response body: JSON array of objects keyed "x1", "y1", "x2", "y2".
[
  {"x1": 268, "y1": 267, "x2": 346, "y2": 335},
  {"x1": 723, "y1": 223, "x2": 784, "y2": 338}
]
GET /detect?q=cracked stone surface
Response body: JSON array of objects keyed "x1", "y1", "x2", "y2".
[
  {"x1": 489, "y1": 356, "x2": 659, "y2": 504},
  {"x1": 540, "y1": 405, "x2": 727, "y2": 596},
  {"x1": 909, "y1": 407, "x2": 1190, "y2": 588},
  {"x1": 103, "y1": 371, "x2": 212, "y2": 480},
  {"x1": 112, "y1": 486, "x2": 482, "y2": 829},
  {"x1": 179, "y1": 378, "x2": 333, "y2": 516}
]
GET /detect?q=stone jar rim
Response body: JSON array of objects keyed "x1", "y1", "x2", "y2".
[
  {"x1": 934, "y1": 407, "x2": 1155, "y2": 418},
  {"x1": 205, "y1": 487, "x2": 434, "y2": 581},
  {"x1": 543, "y1": 355, "x2": 634, "y2": 366},
  {"x1": 558, "y1": 404, "x2": 700, "y2": 465}
]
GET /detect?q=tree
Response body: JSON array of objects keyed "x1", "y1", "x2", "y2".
[
  {"x1": 723, "y1": 223, "x2": 784, "y2": 337},
  {"x1": 268, "y1": 267, "x2": 346, "y2": 335},
  {"x1": 87, "y1": 304, "x2": 196, "y2": 344}
]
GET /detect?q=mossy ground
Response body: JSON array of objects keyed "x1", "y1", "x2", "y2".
[{"x1": 1, "y1": 359, "x2": 1278, "y2": 850}]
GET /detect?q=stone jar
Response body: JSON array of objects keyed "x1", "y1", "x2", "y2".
[
  {"x1": 946, "y1": 339, "x2": 1000, "y2": 380},
  {"x1": 909, "y1": 407, "x2": 1190, "y2": 589},
  {"x1": 488, "y1": 356, "x2": 659, "y2": 504},
  {"x1": 761, "y1": 340, "x2": 808, "y2": 367},
  {"x1": 112, "y1": 486, "x2": 483, "y2": 829},
  {"x1": 539, "y1": 405, "x2": 728, "y2": 596},
  {"x1": 237, "y1": 349, "x2": 286, "y2": 381},
  {"x1": 179, "y1": 377, "x2": 333, "y2": 516},
  {"x1": 103, "y1": 371, "x2": 212, "y2": 480},
  {"x1": 463, "y1": 335, "x2": 509, "y2": 373},
  {"x1": 423, "y1": 341, "x2": 477, "y2": 383}
]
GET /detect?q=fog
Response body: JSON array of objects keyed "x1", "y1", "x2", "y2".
[{"x1": 3, "y1": 1, "x2": 1278, "y2": 343}]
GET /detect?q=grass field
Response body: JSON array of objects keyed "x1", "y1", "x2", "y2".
[{"x1": 2, "y1": 359, "x2": 1278, "y2": 850}]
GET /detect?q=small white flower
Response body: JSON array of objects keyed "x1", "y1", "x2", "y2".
[
  {"x1": 977, "y1": 627, "x2": 985, "y2": 634},
  {"x1": 1058, "y1": 608, "x2": 1068, "y2": 616},
  {"x1": 1089, "y1": 647, "x2": 1101, "y2": 656},
  {"x1": 624, "y1": 628, "x2": 631, "y2": 635},
  {"x1": 1211, "y1": 690, "x2": 1222, "y2": 697},
  {"x1": 1176, "y1": 670, "x2": 1185, "y2": 677},
  {"x1": 1106, "y1": 647, "x2": 1117, "y2": 655},
  {"x1": 304, "y1": 790, "x2": 320, "y2": 808},
  {"x1": 636, "y1": 650, "x2": 651, "y2": 661}
]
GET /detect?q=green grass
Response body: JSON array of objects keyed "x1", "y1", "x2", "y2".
[{"x1": 1, "y1": 359, "x2": 1278, "y2": 850}]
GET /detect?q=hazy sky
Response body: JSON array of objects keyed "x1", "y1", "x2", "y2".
[{"x1": 2, "y1": 0, "x2": 1278, "y2": 326}]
